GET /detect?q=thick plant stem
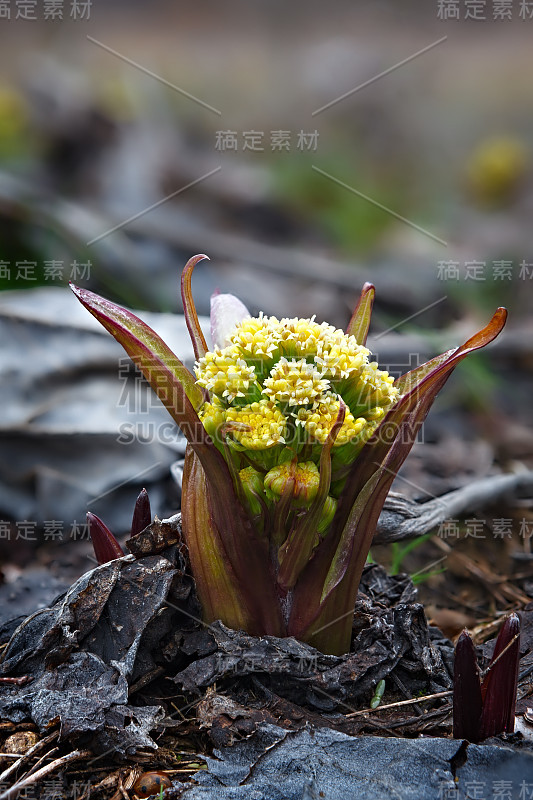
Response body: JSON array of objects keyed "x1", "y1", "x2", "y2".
[{"x1": 182, "y1": 447, "x2": 286, "y2": 637}]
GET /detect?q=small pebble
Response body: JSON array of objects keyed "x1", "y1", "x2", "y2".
[{"x1": 4, "y1": 731, "x2": 39, "y2": 754}]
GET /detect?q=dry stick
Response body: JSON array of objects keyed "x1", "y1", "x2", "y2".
[
  {"x1": 22, "y1": 747, "x2": 59, "y2": 779},
  {"x1": 344, "y1": 689, "x2": 453, "y2": 718},
  {"x1": 389, "y1": 671, "x2": 424, "y2": 717},
  {"x1": 374, "y1": 471, "x2": 533, "y2": 545},
  {"x1": 480, "y1": 631, "x2": 521, "y2": 679},
  {"x1": 385, "y1": 706, "x2": 453, "y2": 732},
  {"x1": 346, "y1": 715, "x2": 399, "y2": 736},
  {"x1": 72, "y1": 772, "x2": 119, "y2": 800},
  {"x1": 116, "y1": 774, "x2": 130, "y2": 800},
  {"x1": 128, "y1": 666, "x2": 165, "y2": 695},
  {"x1": 0, "y1": 749, "x2": 92, "y2": 800},
  {"x1": 0, "y1": 731, "x2": 59, "y2": 784}
]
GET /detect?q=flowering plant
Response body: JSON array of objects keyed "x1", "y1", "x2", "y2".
[{"x1": 71, "y1": 255, "x2": 506, "y2": 655}]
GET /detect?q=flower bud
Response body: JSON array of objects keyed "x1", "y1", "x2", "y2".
[
  {"x1": 317, "y1": 495, "x2": 337, "y2": 535},
  {"x1": 199, "y1": 401, "x2": 226, "y2": 439},
  {"x1": 264, "y1": 461, "x2": 320, "y2": 505},
  {"x1": 239, "y1": 467, "x2": 266, "y2": 518}
]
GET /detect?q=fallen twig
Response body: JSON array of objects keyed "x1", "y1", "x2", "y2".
[
  {"x1": 23, "y1": 747, "x2": 59, "y2": 779},
  {"x1": 0, "y1": 731, "x2": 58, "y2": 785},
  {"x1": 374, "y1": 471, "x2": 533, "y2": 545},
  {"x1": 0, "y1": 748, "x2": 91, "y2": 800},
  {"x1": 345, "y1": 689, "x2": 453, "y2": 718}
]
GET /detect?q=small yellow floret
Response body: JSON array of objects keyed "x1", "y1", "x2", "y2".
[
  {"x1": 198, "y1": 400, "x2": 226, "y2": 437},
  {"x1": 229, "y1": 314, "x2": 281, "y2": 359},
  {"x1": 225, "y1": 400, "x2": 287, "y2": 449},
  {"x1": 263, "y1": 358, "x2": 330, "y2": 406},
  {"x1": 315, "y1": 333, "x2": 369, "y2": 380},
  {"x1": 350, "y1": 361, "x2": 399, "y2": 410},
  {"x1": 274, "y1": 317, "x2": 325, "y2": 358},
  {"x1": 296, "y1": 394, "x2": 367, "y2": 446},
  {"x1": 195, "y1": 348, "x2": 255, "y2": 402}
]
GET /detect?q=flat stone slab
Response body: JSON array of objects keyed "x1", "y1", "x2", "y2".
[{"x1": 174, "y1": 724, "x2": 533, "y2": 800}]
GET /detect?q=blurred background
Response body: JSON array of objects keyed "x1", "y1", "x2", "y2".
[{"x1": 0, "y1": 0, "x2": 532, "y2": 630}]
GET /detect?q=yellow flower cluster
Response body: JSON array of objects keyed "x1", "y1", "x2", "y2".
[
  {"x1": 195, "y1": 350, "x2": 256, "y2": 402},
  {"x1": 225, "y1": 400, "x2": 286, "y2": 450},
  {"x1": 229, "y1": 314, "x2": 280, "y2": 359},
  {"x1": 263, "y1": 358, "x2": 330, "y2": 407},
  {"x1": 295, "y1": 395, "x2": 368, "y2": 446},
  {"x1": 195, "y1": 314, "x2": 398, "y2": 452}
]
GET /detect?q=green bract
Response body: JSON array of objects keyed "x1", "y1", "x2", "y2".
[{"x1": 71, "y1": 254, "x2": 507, "y2": 655}]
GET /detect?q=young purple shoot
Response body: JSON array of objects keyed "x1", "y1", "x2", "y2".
[
  {"x1": 88, "y1": 489, "x2": 152, "y2": 564},
  {"x1": 453, "y1": 613, "x2": 521, "y2": 742},
  {"x1": 131, "y1": 488, "x2": 152, "y2": 537},
  {"x1": 453, "y1": 630, "x2": 483, "y2": 741},
  {"x1": 480, "y1": 612, "x2": 521, "y2": 739},
  {"x1": 71, "y1": 255, "x2": 507, "y2": 655},
  {"x1": 87, "y1": 512, "x2": 125, "y2": 565}
]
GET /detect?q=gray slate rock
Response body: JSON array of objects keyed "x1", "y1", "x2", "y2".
[
  {"x1": 0, "y1": 552, "x2": 182, "y2": 756},
  {"x1": 0, "y1": 287, "x2": 206, "y2": 529},
  {"x1": 174, "y1": 724, "x2": 533, "y2": 799}
]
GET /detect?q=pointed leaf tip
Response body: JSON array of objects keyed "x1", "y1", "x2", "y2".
[
  {"x1": 453, "y1": 629, "x2": 483, "y2": 741},
  {"x1": 459, "y1": 306, "x2": 507, "y2": 354},
  {"x1": 70, "y1": 280, "x2": 204, "y2": 424},
  {"x1": 346, "y1": 282, "x2": 375, "y2": 345},
  {"x1": 480, "y1": 612, "x2": 520, "y2": 739},
  {"x1": 395, "y1": 305, "x2": 507, "y2": 400},
  {"x1": 181, "y1": 254, "x2": 210, "y2": 360},
  {"x1": 87, "y1": 512, "x2": 125, "y2": 564},
  {"x1": 210, "y1": 292, "x2": 251, "y2": 349},
  {"x1": 131, "y1": 488, "x2": 151, "y2": 537}
]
